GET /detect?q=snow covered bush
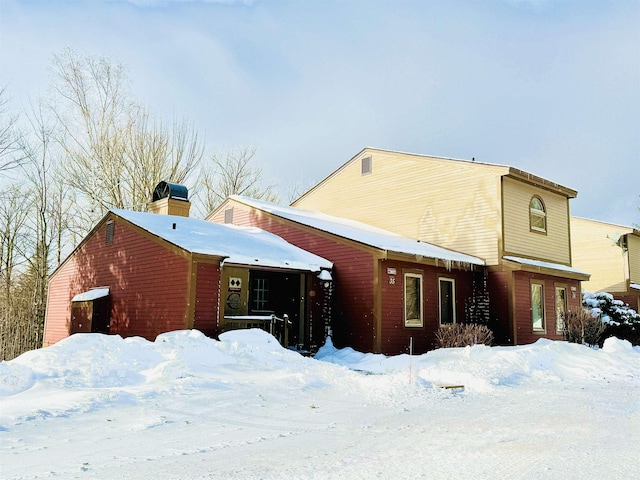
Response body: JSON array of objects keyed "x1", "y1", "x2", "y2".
[
  {"x1": 434, "y1": 323, "x2": 494, "y2": 348},
  {"x1": 582, "y1": 292, "x2": 640, "y2": 346},
  {"x1": 560, "y1": 309, "x2": 607, "y2": 346}
]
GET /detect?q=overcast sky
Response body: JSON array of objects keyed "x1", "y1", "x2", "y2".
[{"x1": 1, "y1": 0, "x2": 638, "y2": 226}]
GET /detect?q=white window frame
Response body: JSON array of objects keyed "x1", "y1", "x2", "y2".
[
  {"x1": 404, "y1": 272, "x2": 423, "y2": 327},
  {"x1": 438, "y1": 277, "x2": 456, "y2": 325},
  {"x1": 555, "y1": 285, "x2": 568, "y2": 333},
  {"x1": 531, "y1": 281, "x2": 545, "y2": 332},
  {"x1": 529, "y1": 196, "x2": 547, "y2": 234}
]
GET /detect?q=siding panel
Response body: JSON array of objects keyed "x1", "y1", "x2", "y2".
[
  {"x1": 194, "y1": 263, "x2": 221, "y2": 337},
  {"x1": 502, "y1": 177, "x2": 570, "y2": 264},
  {"x1": 570, "y1": 217, "x2": 631, "y2": 293},
  {"x1": 294, "y1": 150, "x2": 505, "y2": 265},
  {"x1": 44, "y1": 217, "x2": 190, "y2": 345},
  {"x1": 380, "y1": 260, "x2": 477, "y2": 354},
  {"x1": 512, "y1": 271, "x2": 581, "y2": 345},
  {"x1": 228, "y1": 206, "x2": 377, "y2": 353}
]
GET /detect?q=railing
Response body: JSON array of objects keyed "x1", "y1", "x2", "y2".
[{"x1": 223, "y1": 314, "x2": 290, "y2": 346}]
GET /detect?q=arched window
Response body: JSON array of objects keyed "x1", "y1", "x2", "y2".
[{"x1": 529, "y1": 196, "x2": 546, "y2": 233}]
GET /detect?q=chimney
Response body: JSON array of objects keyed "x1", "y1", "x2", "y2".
[{"x1": 147, "y1": 181, "x2": 191, "y2": 217}]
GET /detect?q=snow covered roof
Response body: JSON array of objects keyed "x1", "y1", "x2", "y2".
[
  {"x1": 227, "y1": 196, "x2": 484, "y2": 267},
  {"x1": 503, "y1": 256, "x2": 590, "y2": 278},
  {"x1": 71, "y1": 287, "x2": 109, "y2": 302},
  {"x1": 112, "y1": 209, "x2": 332, "y2": 273},
  {"x1": 631, "y1": 283, "x2": 640, "y2": 291}
]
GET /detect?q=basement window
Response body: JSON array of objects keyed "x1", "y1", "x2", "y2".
[
  {"x1": 105, "y1": 220, "x2": 115, "y2": 245},
  {"x1": 361, "y1": 156, "x2": 372, "y2": 176},
  {"x1": 529, "y1": 196, "x2": 547, "y2": 233}
]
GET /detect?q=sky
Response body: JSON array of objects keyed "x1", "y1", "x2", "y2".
[{"x1": 1, "y1": 0, "x2": 638, "y2": 226}]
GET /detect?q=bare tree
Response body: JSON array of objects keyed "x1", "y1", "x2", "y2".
[
  {"x1": 0, "y1": 97, "x2": 71, "y2": 360},
  {"x1": 51, "y1": 49, "x2": 204, "y2": 229},
  {"x1": 0, "y1": 86, "x2": 26, "y2": 172},
  {"x1": 199, "y1": 147, "x2": 279, "y2": 214},
  {"x1": 124, "y1": 112, "x2": 203, "y2": 211}
]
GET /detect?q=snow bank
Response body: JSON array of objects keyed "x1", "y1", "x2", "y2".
[
  {"x1": 316, "y1": 337, "x2": 640, "y2": 392},
  {"x1": 2, "y1": 330, "x2": 639, "y2": 479}
]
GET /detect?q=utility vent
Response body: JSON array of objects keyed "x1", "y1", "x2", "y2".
[
  {"x1": 148, "y1": 181, "x2": 191, "y2": 217},
  {"x1": 361, "y1": 156, "x2": 372, "y2": 176},
  {"x1": 224, "y1": 208, "x2": 234, "y2": 224},
  {"x1": 105, "y1": 220, "x2": 115, "y2": 245},
  {"x1": 153, "y1": 181, "x2": 189, "y2": 202}
]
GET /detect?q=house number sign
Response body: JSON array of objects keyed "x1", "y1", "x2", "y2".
[{"x1": 387, "y1": 267, "x2": 396, "y2": 285}]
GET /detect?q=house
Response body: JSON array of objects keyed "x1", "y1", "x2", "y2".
[
  {"x1": 43, "y1": 184, "x2": 333, "y2": 351},
  {"x1": 570, "y1": 217, "x2": 640, "y2": 311},
  {"x1": 291, "y1": 147, "x2": 590, "y2": 345},
  {"x1": 207, "y1": 195, "x2": 485, "y2": 355}
]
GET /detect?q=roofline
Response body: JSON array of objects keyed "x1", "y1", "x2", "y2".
[
  {"x1": 48, "y1": 210, "x2": 115, "y2": 281},
  {"x1": 571, "y1": 216, "x2": 639, "y2": 235},
  {"x1": 230, "y1": 196, "x2": 484, "y2": 267},
  {"x1": 49, "y1": 210, "x2": 227, "y2": 282},
  {"x1": 291, "y1": 146, "x2": 577, "y2": 205},
  {"x1": 506, "y1": 167, "x2": 577, "y2": 198}
]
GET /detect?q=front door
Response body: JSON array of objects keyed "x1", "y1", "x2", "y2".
[{"x1": 249, "y1": 271, "x2": 305, "y2": 348}]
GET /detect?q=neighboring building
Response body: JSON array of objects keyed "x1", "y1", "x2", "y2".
[
  {"x1": 208, "y1": 195, "x2": 485, "y2": 355},
  {"x1": 44, "y1": 185, "x2": 332, "y2": 351},
  {"x1": 292, "y1": 147, "x2": 590, "y2": 345},
  {"x1": 570, "y1": 217, "x2": 640, "y2": 311}
]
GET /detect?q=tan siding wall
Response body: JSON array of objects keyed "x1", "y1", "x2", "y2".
[
  {"x1": 628, "y1": 234, "x2": 640, "y2": 285},
  {"x1": 570, "y1": 217, "x2": 630, "y2": 293},
  {"x1": 502, "y1": 177, "x2": 570, "y2": 264},
  {"x1": 295, "y1": 150, "x2": 505, "y2": 264}
]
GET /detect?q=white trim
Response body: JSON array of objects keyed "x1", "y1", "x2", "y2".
[
  {"x1": 531, "y1": 282, "x2": 545, "y2": 332},
  {"x1": 503, "y1": 256, "x2": 589, "y2": 276},
  {"x1": 404, "y1": 272, "x2": 423, "y2": 328},
  {"x1": 72, "y1": 287, "x2": 110, "y2": 302},
  {"x1": 438, "y1": 277, "x2": 456, "y2": 325}
]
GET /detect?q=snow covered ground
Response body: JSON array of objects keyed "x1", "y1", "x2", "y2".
[{"x1": 1, "y1": 329, "x2": 639, "y2": 479}]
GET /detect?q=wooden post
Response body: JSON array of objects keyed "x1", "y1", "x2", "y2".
[{"x1": 283, "y1": 313, "x2": 289, "y2": 348}]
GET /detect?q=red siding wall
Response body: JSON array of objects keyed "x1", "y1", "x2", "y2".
[
  {"x1": 44, "y1": 218, "x2": 190, "y2": 345},
  {"x1": 380, "y1": 260, "x2": 477, "y2": 354},
  {"x1": 616, "y1": 293, "x2": 640, "y2": 313},
  {"x1": 194, "y1": 262, "x2": 221, "y2": 337},
  {"x1": 229, "y1": 209, "x2": 377, "y2": 353},
  {"x1": 513, "y1": 271, "x2": 582, "y2": 345},
  {"x1": 223, "y1": 205, "x2": 484, "y2": 354}
]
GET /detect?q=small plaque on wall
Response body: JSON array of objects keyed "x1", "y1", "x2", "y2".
[{"x1": 229, "y1": 277, "x2": 242, "y2": 291}]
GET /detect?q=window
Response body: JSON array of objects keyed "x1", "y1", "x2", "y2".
[
  {"x1": 105, "y1": 220, "x2": 115, "y2": 245},
  {"x1": 361, "y1": 156, "x2": 372, "y2": 175},
  {"x1": 252, "y1": 277, "x2": 269, "y2": 311},
  {"x1": 531, "y1": 282, "x2": 545, "y2": 331},
  {"x1": 439, "y1": 278, "x2": 456, "y2": 325},
  {"x1": 529, "y1": 196, "x2": 546, "y2": 233},
  {"x1": 224, "y1": 208, "x2": 234, "y2": 224},
  {"x1": 404, "y1": 273, "x2": 423, "y2": 327},
  {"x1": 555, "y1": 286, "x2": 567, "y2": 333}
]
